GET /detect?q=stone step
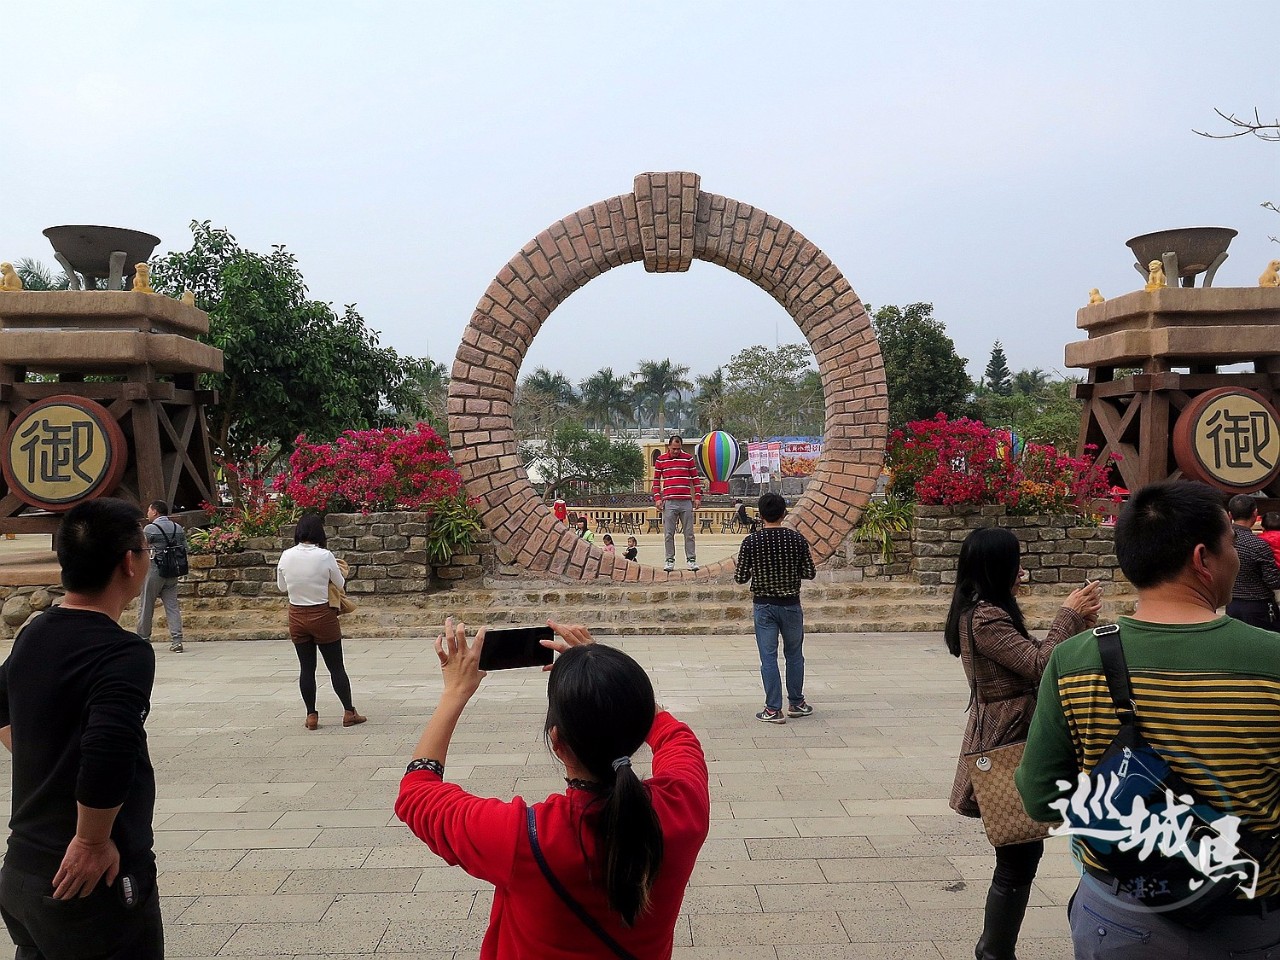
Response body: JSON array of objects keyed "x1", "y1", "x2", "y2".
[{"x1": 161, "y1": 582, "x2": 1137, "y2": 642}]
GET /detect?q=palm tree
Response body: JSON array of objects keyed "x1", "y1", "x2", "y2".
[
  {"x1": 578, "y1": 368, "x2": 632, "y2": 435},
  {"x1": 13, "y1": 258, "x2": 71, "y2": 291},
  {"x1": 1012, "y1": 368, "x2": 1050, "y2": 396},
  {"x1": 694, "y1": 368, "x2": 727, "y2": 431},
  {"x1": 633, "y1": 359, "x2": 693, "y2": 433},
  {"x1": 406, "y1": 358, "x2": 449, "y2": 428},
  {"x1": 516, "y1": 367, "x2": 578, "y2": 441}
]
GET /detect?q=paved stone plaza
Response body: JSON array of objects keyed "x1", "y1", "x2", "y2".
[{"x1": 0, "y1": 631, "x2": 1079, "y2": 958}]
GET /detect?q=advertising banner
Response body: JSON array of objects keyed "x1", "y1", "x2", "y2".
[{"x1": 778, "y1": 437, "x2": 823, "y2": 478}]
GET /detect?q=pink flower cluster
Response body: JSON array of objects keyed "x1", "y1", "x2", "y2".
[
  {"x1": 275, "y1": 424, "x2": 464, "y2": 513},
  {"x1": 888, "y1": 413, "x2": 1114, "y2": 516}
]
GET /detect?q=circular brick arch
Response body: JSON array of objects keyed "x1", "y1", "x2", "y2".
[{"x1": 448, "y1": 172, "x2": 887, "y2": 583}]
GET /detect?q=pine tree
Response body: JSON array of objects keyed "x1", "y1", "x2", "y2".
[{"x1": 984, "y1": 342, "x2": 1013, "y2": 397}]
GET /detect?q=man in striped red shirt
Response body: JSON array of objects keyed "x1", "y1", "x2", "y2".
[{"x1": 652, "y1": 435, "x2": 704, "y2": 572}]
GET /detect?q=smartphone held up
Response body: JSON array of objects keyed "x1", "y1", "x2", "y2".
[{"x1": 478, "y1": 625, "x2": 555, "y2": 672}]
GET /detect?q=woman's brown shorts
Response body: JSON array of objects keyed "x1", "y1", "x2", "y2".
[{"x1": 288, "y1": 603, "x2": 342, "y2": 645}]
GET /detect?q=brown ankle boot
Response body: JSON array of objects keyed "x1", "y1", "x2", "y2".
[
  {"x1": 342, "y1": 709, "x2": 367, "y2": 727},
  {"x1": 304, "y1": 713, "x2": 319, "y2": 731}
]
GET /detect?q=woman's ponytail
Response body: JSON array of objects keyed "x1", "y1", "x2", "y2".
[
  {"x1": 600, "y1": 757, "x2": 664, "y2": 926},
  {"x1": 545, "y1": 645, "x2": 666, "y2": 926}
]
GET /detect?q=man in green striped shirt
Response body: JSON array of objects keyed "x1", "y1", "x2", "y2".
[{"x1": 1017, "y1": 481, "x2": 1280, "y2": 956}]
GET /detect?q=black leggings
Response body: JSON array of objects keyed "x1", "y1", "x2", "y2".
[
  {"x1": 992, "y1": 839, "x2": 1044, "y2": 889},
  {"x1": 294, "y1": 640, "x2": 354, "y2": 713}
]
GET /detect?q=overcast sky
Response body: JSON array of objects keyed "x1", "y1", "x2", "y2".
[{"x1": 3, "y1": 2, "x2": 1276, "y2": 388}]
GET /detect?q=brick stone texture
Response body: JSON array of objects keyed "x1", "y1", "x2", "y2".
[
  {"x1": 448, "y1": 171, "x2": 888, "y2": 583},
  {"x1": 177, "y1": 512, "x2": 496, "y2": 601},
  {"x1": 833, "y1": 504, "x2": 1124, "y2": 588}
]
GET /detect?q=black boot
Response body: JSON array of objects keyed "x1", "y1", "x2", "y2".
[{"x1": 975, "y1": 882, "x2": 1033, "y2": 960}]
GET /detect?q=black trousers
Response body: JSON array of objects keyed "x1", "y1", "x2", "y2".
[
  {"x1": 0, "y1": 864, "x2": 163, "y2": 960},
  {"x1": 992, "y1": 839, "x2": 1043, "y2": 888},
  {"x1": 1226, "y1": 598, "x2": 1280, "y2": 632},
  {"x1": 294, "y1": 639, "x2": 355, "y2": 713}
]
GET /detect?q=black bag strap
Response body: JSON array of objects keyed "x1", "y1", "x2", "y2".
[
  {"x1": 525, "y1": 806, "x2": 638, "y2": 960},
  {"x1": 1093, "y1": 624, "x2": 1138, "y2": 727},
  {"x1": 151, "y1": 519, "x2": 177, "y2": 550}
]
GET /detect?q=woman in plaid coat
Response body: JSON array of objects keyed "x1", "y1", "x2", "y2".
[{"x1": 944, "y1": 527, "x2": 1100, "y2": 960}]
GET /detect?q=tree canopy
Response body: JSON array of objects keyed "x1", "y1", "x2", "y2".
[
  {"x1": 150, "y1": 222, "x2": 429, "y2": 462},
  {"x1": 519, "y1": 420, "x2": 645, "y2": 500},
  {"x1": 871, "y1": 302, "x2": 972, "y2": 430},
  {"x1": 721, "y1": 343, "x2": 822, "y2": 438}
]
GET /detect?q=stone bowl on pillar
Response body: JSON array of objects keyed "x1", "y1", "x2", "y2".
[{"x1": 42, "y1": 225, "x2": 161, "y2": 291}]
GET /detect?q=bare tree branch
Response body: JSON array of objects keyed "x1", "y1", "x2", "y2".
[{"x1": 1194, "y1": 107, "x2": 1280, "y2": 141}]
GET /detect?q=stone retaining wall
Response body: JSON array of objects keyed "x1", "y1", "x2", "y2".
[
  {"x1": 833, "y1": 504, "x2": 1122, "y2": 587},
  {"x1": 184, "y1": 511, "x2": 498, "y2": 600}
]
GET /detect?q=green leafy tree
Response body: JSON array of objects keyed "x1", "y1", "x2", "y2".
[
  {"x1": 983, "y1": 341, "x2": 1013, "y2": 396},
  {"x1": 721, "y1": 343, "x2": 820, "y2": 439},
  {"x1": 519, "y1": 420, "x2": 645, "y2": 500},
  {"x1": 150, "y1": 221, "x2": 427, "y2": 463},
  {"x1": 870, "y1": 302, "x2": 972, "y2": 430},
  {"x1": 972, "y1": 375, "x2": 1084, "y2": 450},
  {"x1": 633, "y1": 359, "x2": 692, "y2": 432},
  {"x1": 578, "y1": 367, "x2": 632, "y2": 434}
]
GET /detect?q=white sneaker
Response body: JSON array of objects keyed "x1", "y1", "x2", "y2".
[
  {"x1": 663, "y1": 560, "x2": 674, "y2": 572},
  {"x1": 687, "y1": 559, "x2": 699, "y2": 571}
]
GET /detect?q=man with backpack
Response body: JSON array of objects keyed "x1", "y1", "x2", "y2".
[
  {"x1": 137, "y1": 500, "x2": 187, "y2": 653},
  {"x1": 1017, "y1": 481, "x2": 1280, "y2": 955}
]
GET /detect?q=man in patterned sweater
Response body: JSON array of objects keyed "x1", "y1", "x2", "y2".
[
  {"x1": 1225, "y1": 494, "x2": 1280, "y2": 631},
  {"x1": 652, "y1": 435, "x2": 705, "y2": 572},
  {"x1": 734, "y1": 493, "x2": 816, "y2": 723}
]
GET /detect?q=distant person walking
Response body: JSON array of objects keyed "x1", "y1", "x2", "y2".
[
  {"x1": 137, "y1": 500, "x2": 187, "y2": 654},
  {"x1": 734, "y1": 493, "x2": 816, "y2": 723},
  {"x1": 1225, "y1": 494, "x2": 1280, "y2": 631},
  {"x1": 276, "y1": 514, "x2": 367, "y2": 731},
  {"x1": 652, "y1": 435, "x2": 704, "y2": 572}
]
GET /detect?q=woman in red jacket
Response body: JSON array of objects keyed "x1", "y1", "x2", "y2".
[{"x1": 395, "y1": 618, "x2": 710, "y2": 959}]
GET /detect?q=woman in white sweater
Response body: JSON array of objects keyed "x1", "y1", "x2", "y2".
[{"x1": 276, "y1": 514, "x2": 366, "y2": 730}]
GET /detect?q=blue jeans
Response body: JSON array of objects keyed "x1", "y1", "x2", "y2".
[{"x1": 753, "y1": 602, "x2": 805, "y2": 712}]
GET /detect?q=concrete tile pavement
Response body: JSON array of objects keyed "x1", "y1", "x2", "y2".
[{"x1": 0, "y1": 631, "x2": 1079, "y2": 958}]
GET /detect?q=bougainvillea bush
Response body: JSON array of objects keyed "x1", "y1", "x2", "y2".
[
  {"x1": 275, "y1": 424, "x2": 481, "y2": 563},
  {"x1": 887, "y1": 413, "x2": 1113, "y2": 517},
  {"x1": 193, "y1": 425, "x2": 482, "y2": 564},
  {"x1": 190, "y1": 446, "x2": 298, "y2": 554},
  {"x1": 276, "y1": 424, "x2": 463, "y2": 513}
]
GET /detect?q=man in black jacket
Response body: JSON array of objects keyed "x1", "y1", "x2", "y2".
[
  {"x1": 1226, "y1": 494, "x2": 1280, "y2": 630},
  {"x1": 0, "y1": 497, "x2": 163, "y2": 958}
]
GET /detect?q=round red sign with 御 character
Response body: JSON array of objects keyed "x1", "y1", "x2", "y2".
[
  {"x1": 1173, "y1": 387, "x2": 1280, "y2": 492},
  {"x1": 1, "y1": 396, "x2": 128, "y2": 510}
]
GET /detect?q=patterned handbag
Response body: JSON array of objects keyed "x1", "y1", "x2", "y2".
[
  {"x1": 962, "y1": 609, "x2": 1053, "y2": 847},
  {"x1": 965, "y1": 740, "x2": 1050, "y2": 847}
]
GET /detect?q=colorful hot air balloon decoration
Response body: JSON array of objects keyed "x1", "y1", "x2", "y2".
[{"x1": 695, "y1": 431, "x2": 743, "y2": 495}]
